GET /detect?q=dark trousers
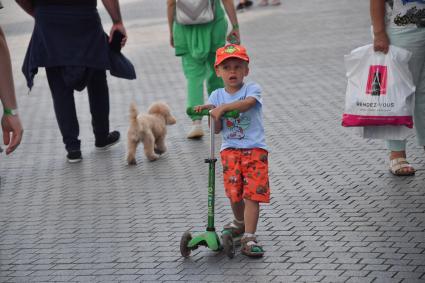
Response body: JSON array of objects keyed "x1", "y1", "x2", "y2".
[{"x1": 46, "y1": 67, "x2": 110, "y2": 152}]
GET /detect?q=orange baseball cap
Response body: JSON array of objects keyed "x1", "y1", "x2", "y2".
[{"x1": 215, "y1": 44, "x2": 250, "y2": 67}]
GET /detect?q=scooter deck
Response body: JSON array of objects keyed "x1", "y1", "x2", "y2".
[{"x1": 188, "y1": 231, "x2": 222, "y2": 251}]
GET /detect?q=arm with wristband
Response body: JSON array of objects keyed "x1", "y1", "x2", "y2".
[{"x1": 0, "y1": 26, "x2": 23, "y2": 154}]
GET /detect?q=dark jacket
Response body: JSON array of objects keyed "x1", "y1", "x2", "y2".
[{"x1": 22, "y1": 4, "x2": 135, "y2": 89}]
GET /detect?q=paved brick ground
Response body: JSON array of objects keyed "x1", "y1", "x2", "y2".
[{"x1": 1, "y1": 0, "x2": 424, "y2": 282}]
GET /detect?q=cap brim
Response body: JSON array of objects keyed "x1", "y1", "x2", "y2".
[{"x1": 215, "y1": 55, "x2": 249, "y2": 67}]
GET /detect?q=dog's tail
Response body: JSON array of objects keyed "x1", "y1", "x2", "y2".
[{"x1": 129, "y1": 102, "x2": 139, "y2": 128}]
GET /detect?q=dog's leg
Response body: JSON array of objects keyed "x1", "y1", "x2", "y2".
[
  {"x1": 144, "y1": 133, "x2": 159, "y2": 161},
  {"x1": 126, "y1": 138, "x2": 138, "y2": 165},
  {"x1": 154, "y1": 136, "x2": 167, "y2": 155}
]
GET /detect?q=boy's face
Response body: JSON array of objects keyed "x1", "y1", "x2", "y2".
[{"x1": 215, "y1": 58, "x2": 249, "y2": 92}]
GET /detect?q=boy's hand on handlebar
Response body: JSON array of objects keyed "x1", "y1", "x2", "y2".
[{"x1": 209, "y1": 107, "x2": 225, "y2": 121}]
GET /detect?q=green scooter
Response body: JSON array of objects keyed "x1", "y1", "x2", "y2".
[{"x1": 180, "y1": 107, "x2": 239, "y2": 259}]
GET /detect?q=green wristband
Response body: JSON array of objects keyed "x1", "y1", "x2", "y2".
[
  {"x1": 4, "y1": 108, "x2": 18, "y2": 115},
  {"x1": 232, "y1": 23, "x2": 239, "y2": 29}
]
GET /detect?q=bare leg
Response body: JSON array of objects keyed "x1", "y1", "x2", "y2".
[
  {"x1": 244, "y1": 199, "x2": 259, "y2": 234},
  {"x1": 230, "y1": 199, "x2": 245, "y2": 222},
  {"x1": 240, "y1": 199, "x2": 264, "y2": 257}
]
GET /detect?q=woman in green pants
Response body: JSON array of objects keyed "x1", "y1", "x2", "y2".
[{"x1": 167, "y1": 0, "x2": 240, "y2": 138}]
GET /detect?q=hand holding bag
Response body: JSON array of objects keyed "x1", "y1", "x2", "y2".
[
  {"x1": 342, "y1": 44, "x2": 415, "y2": 128},
  {"x1": 175, "y1": 0, "x2": 215, "y2": 25}
]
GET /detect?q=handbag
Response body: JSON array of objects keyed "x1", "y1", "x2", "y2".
[
  {"x1": 175, "y1": 0, "x2": 215, "y2": 25},
  {"x1": 342, "y1": 44, "x2": 415, "y2": 128}
]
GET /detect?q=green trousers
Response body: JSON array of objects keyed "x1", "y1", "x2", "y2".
[
  {"x1": 173, "y1": 0, "x2": 227, "y2": 121},
  {"x1": 182, "y1": 52, "x2": 224, "y2": 121}
]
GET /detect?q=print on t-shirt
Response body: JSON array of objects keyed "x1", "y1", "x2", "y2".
[
  {"x1": 226, "y1": 116, "x2": 250, "y2": 140},
  {"x1": 388, "y1": 0, "x2": 425, "y2": 27}
]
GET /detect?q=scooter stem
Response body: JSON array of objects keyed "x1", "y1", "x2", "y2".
[
  {"x1": 210, "y1": 116, "x2": 215, "y2": 159},
  {"x1": 206, "y1": 116, "x2": 217, "y2": 231}
]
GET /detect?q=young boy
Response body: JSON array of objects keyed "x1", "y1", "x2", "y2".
[{"x1": 194, "y1": 44, "x2": 270, "y2": 257}]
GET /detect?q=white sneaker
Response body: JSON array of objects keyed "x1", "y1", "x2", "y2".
[{"x1": 187, "y1": 121, "x2": 204, "y2": 139}]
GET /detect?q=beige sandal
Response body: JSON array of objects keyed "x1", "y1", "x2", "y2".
[
  {"x1": 258, "y1": 0, "x2": 268, "y2": 6},
  {"x1": 270, "y1": 0, "x2": 281, "y2": 5},
  {"x1": 187, "y1": 121, "x2": 204, "y2": 139},
  {"x1": 389, "y1": 157, "x2": 415, "y2": 176}
]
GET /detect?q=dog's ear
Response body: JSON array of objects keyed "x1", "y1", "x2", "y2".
[{"x1": 166, "y1": 114, "x2": 177, "y2": 125}]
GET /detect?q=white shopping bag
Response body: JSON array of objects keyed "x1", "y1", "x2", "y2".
[{"x1": 342, "y1": 44, "x2": 415, "y2": 128}]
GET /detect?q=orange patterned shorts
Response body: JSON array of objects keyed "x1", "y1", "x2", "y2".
[{"x1": 220, "y1": 148, "x2": 270, "y2": 203}]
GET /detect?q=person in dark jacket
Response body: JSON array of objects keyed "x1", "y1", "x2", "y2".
[{"x1": 16, "y1": 0, "x2": 133, "y2": 163}]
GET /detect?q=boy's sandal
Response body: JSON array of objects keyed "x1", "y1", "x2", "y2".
[
  {"x1": 389, "y1": 157, "x2": 415, "y2": 176},
  {"x1": 241, "y1": 236, "x2": 264, "y2": 258},
  {"x1": 222, "y1": 221, "x2": 245, "y2": 239},
  {"x1": 270, "y1": 0, "x2": 281, "y2": 5}
]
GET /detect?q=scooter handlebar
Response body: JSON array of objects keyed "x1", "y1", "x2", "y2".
[{"x1": 186, "y1": 107, "x2": 239, "y2": 118}]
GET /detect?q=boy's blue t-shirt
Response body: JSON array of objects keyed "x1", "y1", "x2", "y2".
[{"x1": 208, "y1": 82, "x2": 267, "y2": 152}]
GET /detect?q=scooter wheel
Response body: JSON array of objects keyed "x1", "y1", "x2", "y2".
[
  {"x1": 222, "y1": 233, "x2": 235, "y2": 258},
  {"x1": 180, "y1": 231, "x2": 192, "y2": 257}
]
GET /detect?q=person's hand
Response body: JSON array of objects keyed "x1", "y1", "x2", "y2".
[
  {"x1": 1, "y1": 114, "x2": 23, "y2": 155},
  {"x1": 209, "y1": 107, "x2": 224, "y2": 122},
  {"x1": 193, "y1": 105, "x2": 203, "y2": 113},
  {"x1": 169, "y1": 33, "x2": 174, "y2": 48},
  {"x1": 227, "y1": 28, "x2": 240, "y2": 44},
  {"x1": 194, "y1": 104, "x2": 215, "y2": 113},
  {"x1": 373, "y1": 31, "x2": 390, "y2": 54},
  {"x1": 109, "y1": 22, "x2": 127, "y2": 47}
]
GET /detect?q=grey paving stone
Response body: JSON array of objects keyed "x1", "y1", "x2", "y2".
[
  {"x1": 320, "y1": 276, "x2": 349, "y2": 283},
  {"x1": 393, "y1": 272, "x2": 425, "y2": 279},
  {"x1": 372, "y1": 278, "x2": 402, "y2": 283},
  {"x1": 48, "y1": 275, "x2": 77, "y2": 282},
  {"x1": 340, "y1": 270, "x2": 371, "y2": 277},
  {"x1": 316, "y1": 269, "x2": 344, "y2": 278},
  {"x1": 295, "y1": 275, "x2": 324, "y2": 282},
  {"x1": 345, "y1": 277, "x2": 375, "y2": 283},
  {"x1": 292, "y1": 269, "x2": 320, "y2": 276},
  {"x1": 270, "y1": 276, "x2": 300, "y2": 282}
]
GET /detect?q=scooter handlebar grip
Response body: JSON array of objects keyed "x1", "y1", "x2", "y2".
[
  {"x1": 186, "y1": 107, "x2": 239, "y2": 118},
  {"x1": 186, "y1": 107, "x2": 210, "y2": 117},
  {"x1": 223, "y1": 110, "x2": 240, "y2": 118}
]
